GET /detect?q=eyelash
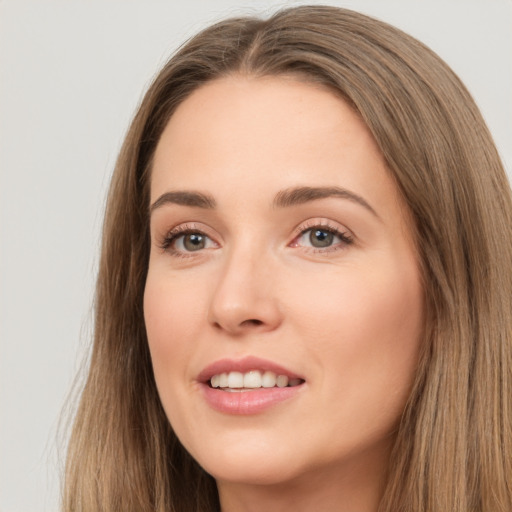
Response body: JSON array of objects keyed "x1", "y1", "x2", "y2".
[
  {"x1": 290, "y1": 221, "x2": 353, "y2": 253},
  {"x1": 158, "y1": 220, "x2": 353, "y2": 258},
  {"x1": 158, "y1": 223, "x2": 213, "y2": 258}
]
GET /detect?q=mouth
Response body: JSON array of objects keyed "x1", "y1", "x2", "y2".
[
  {"x1": 209, "y1": 370, "x2": 305, "y2": 391},
  {"x1": 198, "y1": 357, "x2": 305, "y2": 414}
]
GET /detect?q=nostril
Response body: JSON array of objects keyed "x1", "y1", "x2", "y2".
[
  {"x1": 211, "y1": 318, "x2": 264, "y2": 332},
  {"x1": 242, "y1": 319, "x2": 263, "y2": 327}
]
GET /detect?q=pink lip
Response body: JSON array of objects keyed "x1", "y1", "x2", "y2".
[
  {"x1": 197, "y1": 356, "x2": 305, "y2": 415},
  {"x1": 197, "y1": 356, "x2": 303, "y2": 382}
]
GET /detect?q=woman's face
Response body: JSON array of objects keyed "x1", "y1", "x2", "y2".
[{"x1": 144, "y1": 76, "x2": 423, "y2": 490}]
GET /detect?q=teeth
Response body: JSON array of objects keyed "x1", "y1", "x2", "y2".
[
  {"x1": 210, "y1": 370, "x2": 303, "y2": 389},
  {"x1": 276, "y1": 375, "x2": 289, "y2": 388},
  {"x1": 219, "y1": 372, "x2": 228, "y2": 387},
  {"x1": 262, "y1": 370, "x2": 277, "y2": 388},
  {"x1": 244, "y1": 370, "x2": 262, "y2": 388},
  {"x1": 227, "y1": 371, "x2": 244, "y2": 388}
]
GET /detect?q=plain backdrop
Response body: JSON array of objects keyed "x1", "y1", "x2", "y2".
[{"x1": 1, "y1": 1, "x2": 511, "y2": 510}]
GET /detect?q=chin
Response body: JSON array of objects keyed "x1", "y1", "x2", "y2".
[
  {"x1": 186, "y1": 433, "x2": 308, "y2": 486},
  {"x1": 205, "y1": 458, "x2": 304, "y2": 487}
]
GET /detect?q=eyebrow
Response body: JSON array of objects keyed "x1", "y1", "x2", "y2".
[
  {"x1": 150, "y1": 186, "x2": 378, "y2": 218},
  {"x1": 273, "y1": 186, "x2": 379, "y2": 217},
  {"x1": 150, "y1": 191, "x2": 216, "y2": 213}
]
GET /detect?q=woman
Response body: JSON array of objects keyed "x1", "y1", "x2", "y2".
[{"x1": 63, "y1": 5, "x2": 512, "y2": 511}]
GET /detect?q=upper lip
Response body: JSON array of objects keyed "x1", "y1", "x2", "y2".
[{"x1": 197, "y1": 356, "x2": 304, "y2": 383}]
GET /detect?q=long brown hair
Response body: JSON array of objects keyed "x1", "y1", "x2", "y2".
[{"x1": 63, "y1": 6, "x2": 512, "y2": 511}]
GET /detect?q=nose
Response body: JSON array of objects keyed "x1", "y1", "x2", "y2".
[{"x1": 208, "y1": 247, "x2": 283, "y2": 336}]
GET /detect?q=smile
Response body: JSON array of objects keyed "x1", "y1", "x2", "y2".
[
  {"x1": 199, "y1": 357, "x2": 305, "y2": 414},
  {"x1": 210, "y1": 370, "x2": 304, "y2": 390}
]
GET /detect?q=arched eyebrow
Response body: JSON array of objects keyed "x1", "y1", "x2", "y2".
[
  {"x1": 273, "y1": 186, "x2": 379, "y2": 218},
  {"x1": 150, "y1": 191, "x2": 216, "y2": 213},
  {"x1": 150, "y1": 186, "x2": 378, "y2": 218}
]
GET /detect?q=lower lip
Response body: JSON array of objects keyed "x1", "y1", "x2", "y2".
[{"x1": 201, "y1": 383, "x2": 303, "y2": 415}]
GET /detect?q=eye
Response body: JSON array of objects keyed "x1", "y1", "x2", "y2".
[
  {"x1": 306, "y1": 228, "x2": 336, "y2": 248},
  {"x1": 175, "y1": 232, "x2": 212, "y2": 252},
  {"x1": 291, "y1": 223, "x2": 353, "y2": 251},
  {"x1": 160, "y1": 226, "x2": 218, "y2": 256}
]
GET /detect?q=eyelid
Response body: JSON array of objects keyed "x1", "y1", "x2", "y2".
[
  {"x1": 290, "y1": 218, "x2": 353, "y2": 239},
  {"x1": 289, "y1": 218, "x2": 354, "y2": 251},
  {"x1": 157, "y1": 222, "x2": 220, "y2": 254}
]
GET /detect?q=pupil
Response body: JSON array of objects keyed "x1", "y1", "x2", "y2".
[
  {"x1": 184, "y1": 233, "x2": 205, "y2": 251},
  {"x1": 310, "y1": 229, "x2": 333, "y2": 248}
]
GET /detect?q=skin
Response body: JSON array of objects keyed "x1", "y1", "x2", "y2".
[{"x1": 144, "y1": 75, "x2": 424, "y2": 512}]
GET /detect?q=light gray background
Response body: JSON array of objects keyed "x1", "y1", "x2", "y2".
[{"x1": 1, "y1": 1, "x2": 511, "y2": 510}]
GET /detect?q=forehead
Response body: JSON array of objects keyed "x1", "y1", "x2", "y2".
[{"x1": 150, "y1": 75, "x2": 403, "y2": 223}]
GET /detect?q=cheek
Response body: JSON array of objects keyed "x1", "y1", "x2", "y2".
[
  {"x1": 143, "y1": 272, "x2": 205, "y2": 398},
  {"x1": 291, "y1": 258, "x2": 422, "y2": 342},
  {"x1": 289, "y1": 259, "x2": 423, "y2": 420}
]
